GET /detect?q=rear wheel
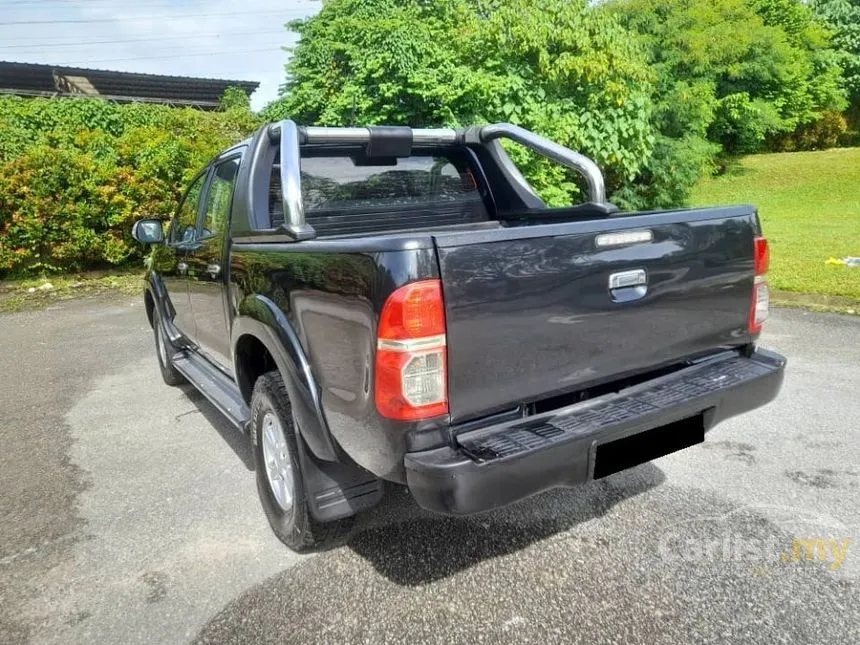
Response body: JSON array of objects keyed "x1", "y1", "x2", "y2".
[
  {"x1": 251, "y1": 371, "x2": 352, "y2": 552},
  {"x1": 153, "y1": 315, "x2": 186, "y2": 386}
]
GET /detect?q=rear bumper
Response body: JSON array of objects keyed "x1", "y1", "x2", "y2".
[{"x1": 405, "y1": 347, "x2": 785, "y2": 515}]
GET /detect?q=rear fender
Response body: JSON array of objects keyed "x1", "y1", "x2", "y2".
[{"x1": 232, "y1": 294, "x2": 338, "y2": 461}]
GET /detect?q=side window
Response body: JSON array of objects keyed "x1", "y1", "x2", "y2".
[
  {"x1": 199, "y1": 157, "x2": 240, "y2": 240},
  {"x1": 170, "y1": 172, "x2": 207, "y2": 244}
]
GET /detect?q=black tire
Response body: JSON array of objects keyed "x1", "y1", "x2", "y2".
[
  {"x1": 250, "y1": 371, "x2": 352, "y2": 552},
  {"x1": 153, "y1": 314, "x2": 186, "y2": 386}
]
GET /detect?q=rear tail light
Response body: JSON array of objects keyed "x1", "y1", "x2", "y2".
[
  {"x1": 749, "y1": 236, "x2": 769, "y2": 335},
  {"x1": 375, "y1": 280, "x2": 448, "y2": 420}
]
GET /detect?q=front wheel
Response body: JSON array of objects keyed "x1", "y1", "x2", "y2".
[{"x1": 251, "y1": 371, "x2": 352, "y2": 552}]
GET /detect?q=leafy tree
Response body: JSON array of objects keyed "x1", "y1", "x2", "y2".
[
  {"x1": 266, "y1": 0, "x2": 658, "y2": 207},
  {"x1": 604, "y1": 0, "x2": 847, "y2": 206},
  {"x1": 811, "y1": 0, "x2": 860, "y2": 110},
  {"x1": 608, "y1": 0, "x2": 846, "y2": 154},
  {"x1": 219, "y1": 86, "x2": 252, "y2": 112}
]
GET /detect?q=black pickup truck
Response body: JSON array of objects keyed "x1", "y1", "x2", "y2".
[{"x1": 132, "y1": 121, "x2": 785, "y2": 551}]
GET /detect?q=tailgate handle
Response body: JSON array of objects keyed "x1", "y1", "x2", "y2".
[{"x1": 609, "y1": 269, "x2": 647, "y2": 302}]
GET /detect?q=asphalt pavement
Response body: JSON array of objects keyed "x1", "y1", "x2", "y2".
[{"x1": 0, "y1": 296, "x2": 857, "y2": 644}]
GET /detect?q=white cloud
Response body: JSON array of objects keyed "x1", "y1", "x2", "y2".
[{"x1": 0, "y1": 0, "x2": 321, "y2": 110}]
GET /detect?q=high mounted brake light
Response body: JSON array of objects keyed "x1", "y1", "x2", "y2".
[
  {"x1": 749, "y1": 236, "x2": 769, "y2": 336},
  {"x1": 375, "y1": 280, "x2": 448, "y2": 420}
]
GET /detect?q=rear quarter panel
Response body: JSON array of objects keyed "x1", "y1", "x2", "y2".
[{"x1": 229, "y1": 237, "x2": 445, "y2": 481}]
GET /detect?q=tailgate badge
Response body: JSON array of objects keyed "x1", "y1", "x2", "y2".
[{"x1": 595, "y1": 230, "x2": 653, "y2": 247}]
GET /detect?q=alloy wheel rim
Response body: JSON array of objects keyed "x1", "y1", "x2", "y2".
[{"x1": 261, "y1": 412, "x2": 294, "y2": 512}]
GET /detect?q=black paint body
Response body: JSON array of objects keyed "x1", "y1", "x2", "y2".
[{"x1": 141, "y1": 124, "x2": 785, "y2": 518}]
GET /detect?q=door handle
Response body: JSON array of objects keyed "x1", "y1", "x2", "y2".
[
  {"x1": 206, "y1": 263, "x2": 221, "y2": 279},
  {"x1": 608, "y1": 269, "x2": 647, "y2": 303},
  {"x1": 178, "y1": 261, "x2": 188, "y2": 275}
]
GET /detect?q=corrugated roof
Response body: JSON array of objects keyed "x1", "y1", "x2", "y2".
[{"x1": 0, "y1": 61, "x2": 259, "y2": 109}]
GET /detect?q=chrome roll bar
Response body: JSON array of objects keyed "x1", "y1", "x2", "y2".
[
  {"x1": 302, "y1": 126, "x2": 459, "y2": 146},
  {"x1": 266, "y1": 120, "x2": 607, "y2": 239},
  {"x1": 478, "y1": 123, "x2": 606, "y2": 204},
  {"x1": 267, "y1": 120, "x2": 315, "y2": 240}
]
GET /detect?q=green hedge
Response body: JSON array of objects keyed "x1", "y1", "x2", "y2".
[{"x1": 0, "y1": 96, "x2": 259, "y2": 276}]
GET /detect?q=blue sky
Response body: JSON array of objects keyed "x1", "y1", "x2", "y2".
[{"x1": 0, "y1": 0, "x2": 322, "y2": 110}]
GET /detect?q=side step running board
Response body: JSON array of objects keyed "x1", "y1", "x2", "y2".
[{"x1": 172, "y1": 351, "x2": 250, "y2": 431}]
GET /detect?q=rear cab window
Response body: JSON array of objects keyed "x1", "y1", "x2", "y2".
[{"x1": 269, "y1": 149, "x2": 491, "y2": 236}]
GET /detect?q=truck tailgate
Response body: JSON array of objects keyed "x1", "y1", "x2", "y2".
[{"x1": 434, "y1": 206, "x2": 758, "y2": 423}]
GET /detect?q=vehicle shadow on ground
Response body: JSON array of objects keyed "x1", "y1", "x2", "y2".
[
  {"x1": 191, "y1": 465, "x2": 668, "y2": 644},
  {"x1": 179, "y1": 385, "x2": 255, "y2": 471},
  {"x1": 345, "y1": 463, "x2": 665, "y2": 585},
  {"x1": 177, "y1": 378, "x2": 665, "y2": 585}
]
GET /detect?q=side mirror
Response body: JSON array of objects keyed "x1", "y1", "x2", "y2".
[{"x1": 132, "y1": 219, "x2": 164, "y2": 244}]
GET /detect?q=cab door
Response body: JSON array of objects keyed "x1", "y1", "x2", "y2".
[
  {"x1": 186, "y1": 156, "x2": 241, "y2": 371},
  {"x1": 160, "y1": 169, "x2": 209, "y2": 341}
]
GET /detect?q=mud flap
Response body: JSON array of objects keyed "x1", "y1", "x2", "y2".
[{"x1": 295, "y1": 433, "x2": 383, "y2": 522}]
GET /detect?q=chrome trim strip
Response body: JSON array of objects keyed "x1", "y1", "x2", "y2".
[
  {"x1": 377, "y1": 335, "x2": 447, "y2": 352},
  {"x1": 479, "y1": 123, "x2": 607, "y2": 204}
]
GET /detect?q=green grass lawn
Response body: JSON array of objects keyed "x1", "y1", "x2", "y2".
[{"x1": 691, "y1": 147, "x2": 860, "y2": 305}]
